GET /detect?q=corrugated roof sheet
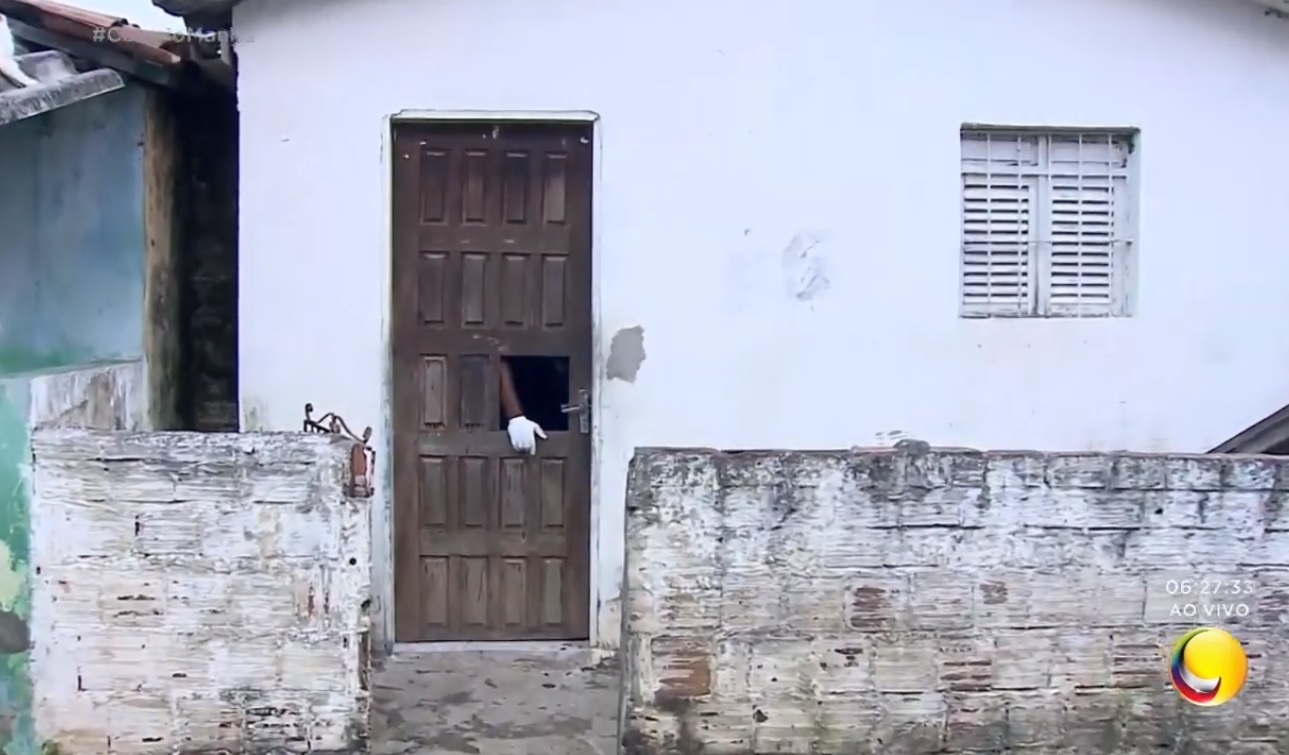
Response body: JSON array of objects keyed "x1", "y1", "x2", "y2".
[
  {"x1": 0, "y1": 0, "x2": 232, "y2": 95},
  {"x1": 0, "y1": 48, "x2": 123, "y2": 126}
]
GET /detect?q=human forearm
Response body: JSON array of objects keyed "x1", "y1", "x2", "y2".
[{"x1": 499, "y1": 359, "x2": 524, "y2": 420}]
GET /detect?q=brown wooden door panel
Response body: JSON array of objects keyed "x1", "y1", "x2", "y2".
[
  {"x1": 409, "y1": 331, "x2": 592, "y2": 360},
  {"x1": 416, "y1": 433, "x2": 579, "y2": 456},
  {"x1": 391, "y1": 121, "x2": 592, "y2": 642}
]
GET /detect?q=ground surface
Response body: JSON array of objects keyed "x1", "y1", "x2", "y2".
[{"x1": 371, "y1": 645, "x2": 620, "y2": 755}]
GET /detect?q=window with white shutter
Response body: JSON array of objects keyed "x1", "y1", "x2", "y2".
[{"x1": 959, "y1": 128, "x2": 1138, "y2": 318}]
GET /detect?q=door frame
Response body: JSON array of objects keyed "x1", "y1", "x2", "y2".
[{"x1": 381, "y1": 110, "x2": 603, "y2": 648}]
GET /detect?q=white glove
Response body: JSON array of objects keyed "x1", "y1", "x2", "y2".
[{"x1": 506, "y1": 416, "x2": 547, "y2": 454}]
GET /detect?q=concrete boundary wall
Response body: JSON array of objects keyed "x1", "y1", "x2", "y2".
[
  {"x1": 29, "y1": 429, "x2": 371, "y2": 755},
  {"x1": 621, "y1": 446, "x2": 1289, "y2": 755}
]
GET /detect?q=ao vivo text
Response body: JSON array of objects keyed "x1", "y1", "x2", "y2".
[{"x1": 1170, "y1": 602, "x2": 1251, "y2": 618}]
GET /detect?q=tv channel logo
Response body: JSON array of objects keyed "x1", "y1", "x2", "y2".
[{"x1": 1169, "y1": 627, "x2": 1248, "y2": 706}]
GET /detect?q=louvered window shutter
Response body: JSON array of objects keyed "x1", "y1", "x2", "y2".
[
  {"x1": 961, "y1": 175, "x2": 1035, "y2": 315},
  {"x1": 1042, "y1": 134, "x2": 1131, "y2": 316},
  {"x1": 960, "y1": 130, "x2": 1135, "y2": 318}
]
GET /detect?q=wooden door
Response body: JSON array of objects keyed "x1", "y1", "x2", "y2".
[{"x1": 391, "y1": 122, "x2": 592, "y2": 641}]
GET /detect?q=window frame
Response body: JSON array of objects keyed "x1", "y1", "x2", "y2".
[{"x1": 958, "y1": 124, "x2": 1141, "y2": 319}]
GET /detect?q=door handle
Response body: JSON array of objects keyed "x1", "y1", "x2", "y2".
[{"x1": 560, "y1": 389, "x2": 590, "y2": 434}]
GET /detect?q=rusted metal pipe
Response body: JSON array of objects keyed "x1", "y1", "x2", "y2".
[{"x1": 303, "y1": 403, "x2": 375, "y2": 498}]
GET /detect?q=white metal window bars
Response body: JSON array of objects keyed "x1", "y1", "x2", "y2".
[{"x1": 960, "y1": 128, "x2": 1135, "y2": 317}]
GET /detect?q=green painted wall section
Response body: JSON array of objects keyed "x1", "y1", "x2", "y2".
[
  {"x1": 0, "y1": 379, "x2": 33, "y2": 755},
  {"x1": 0, "y1": 82, "x2": 149, "y2": 755},
  {"x1": 0, "y1": 349, "x2": 92, "y2": 379}
]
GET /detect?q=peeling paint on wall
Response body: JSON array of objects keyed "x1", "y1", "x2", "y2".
[
  {"x1": 722, "y1": 230, "x2": 830, "y2": 313},
  {"x1": 780, "y1": 231, "x2": 828, "y2": 302},
  {"x1": 0, "y1": 381, "x2": 35, "y2": 755},
  {"x1": 605, "y1": 327, "x2": 646, "y2": 383},
  {"x1": 241, "y1": 396, "x2": 269, "y2": 431},
  {"x1": 0, "y1": 361, "x2": 146, "y2": 755}
]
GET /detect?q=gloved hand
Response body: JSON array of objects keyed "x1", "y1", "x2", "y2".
[{"x1": 506, "y1": 416, "x2": 547, "y2": 454}]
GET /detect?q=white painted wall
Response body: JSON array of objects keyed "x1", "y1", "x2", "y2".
[{"x1": 232, "y1": 0, "x2": 1289, "y2": 650}]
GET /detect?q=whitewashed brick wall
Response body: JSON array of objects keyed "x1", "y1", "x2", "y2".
[
  {"x1": 30, "y1": 430, "x2": 371, "y2": 755},
  {"x1": 622, "y1": 447, "x2": 1289, "y2": 755}
]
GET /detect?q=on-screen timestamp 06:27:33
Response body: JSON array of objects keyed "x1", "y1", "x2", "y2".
[{"x1": 1166, "y1": 578, "x2": 1256, "y2": 620}]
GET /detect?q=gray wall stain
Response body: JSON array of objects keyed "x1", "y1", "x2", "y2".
[
  {"x1": 723, "y1": 229, "x2": 830, "y2": 311},
  {"x1": 781, "y1": 231, "x2": 829, "y2": 301},
  {"x1": 241, "y1": 396, "x2": 269, "y2": 430},
  {"x1": 605, "y1": 327, "x2": 646, "y2": 383}
]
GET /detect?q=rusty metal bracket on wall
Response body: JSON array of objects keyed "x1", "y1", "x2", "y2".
[{"x1": 303, "y1": 403, "x2": 376, "y2": 498}]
